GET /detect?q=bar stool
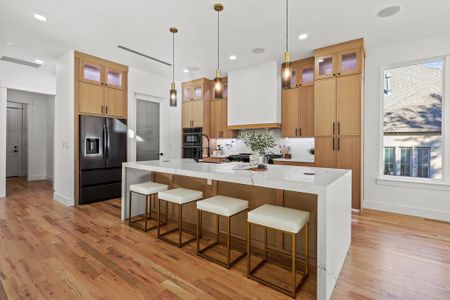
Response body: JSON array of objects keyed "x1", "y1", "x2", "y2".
[
  {"x1": 128, "y1": 182, "x2": 168, "y2": 232},
  {"x1": 196, "y1": 195, "x2": 248, "y2": 269},
  {"x1": 157, "y1": 188, "x2": 203, "y2": 247},
  {"x1": 247, "y1": 204, "x2": 310, "y2": 298}
]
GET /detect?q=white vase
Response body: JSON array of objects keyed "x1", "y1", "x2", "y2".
[{"x1": 250, "y1": 152, "x2": 264, "y2": 166}]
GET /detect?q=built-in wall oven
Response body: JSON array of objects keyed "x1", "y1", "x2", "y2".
[{"x1": 183, "y1": 127, "x2": 202, "y2": 159}]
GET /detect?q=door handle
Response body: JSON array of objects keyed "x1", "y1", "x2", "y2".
[
  {"x1": 332, "y1": 122, "x2": 336, "y2": 135},
  {"x1": 105, "y1": 106, "x2": 108, "y2": 114},
  {"x1": 299, "y1": 128, "x2": 302, "y2": 136},
  {"x1": 337, "y1": 137, "x2": 340, "y2": 151},
  {"x1": 338, "y1": 122, "x2": 341, "y2": 135},
  {"x1": 101, "y1": 105, "x2": 104, "y2": 113},
  {"x1": 295, "y1": 128, "x2": 298, "y2": 136},
  {"x1": 332, "y1": 137, "x2": 335, "y2": 151}
]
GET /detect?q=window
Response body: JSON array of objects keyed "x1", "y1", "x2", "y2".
[
  {"x1": 384, "y1": 147, "x2": 396, "y2": 175},
  {"x1": 382, "y1": 59, "x2": 444, "y2": 180},
  {"x1": 400, "y1": 147, "x2": 412, "y2": 176},
  {"x1": 417, "y1": 148, "x2": 431, "y2": 178}
]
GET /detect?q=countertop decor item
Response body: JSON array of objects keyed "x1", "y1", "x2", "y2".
[{"x1": 239, "y1": 130, "x2": 276, "y2": 165}]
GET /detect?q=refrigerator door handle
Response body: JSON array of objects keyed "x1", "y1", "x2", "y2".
[
  {"x1": 105, "y1": 122, "x2": 109, "y2": 159},
  {"x1": 103, "y1": 124, "x2": 107, "y2": 159}
]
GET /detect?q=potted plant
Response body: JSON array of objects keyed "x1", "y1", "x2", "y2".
[{"x1": 239, "y1": 130, "x2": 276, "y2": 165}]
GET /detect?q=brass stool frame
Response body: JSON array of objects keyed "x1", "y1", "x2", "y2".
[
  {"x1": 157, "y1": 197, "x2": 198, "y2": 248},
  {"x1": 247, "y1": 222, "x2": 309, "y2": 298},
  {"x1": 128, "y1": 190, "x2": 168, "y2": 232},
  {"x1": 196, "y1": 208, "x2": 248, "y2": 269}
]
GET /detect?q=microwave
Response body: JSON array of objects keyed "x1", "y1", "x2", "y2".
[{"x1": 183, "y1": 127, "x2": 202, "y2": 146}]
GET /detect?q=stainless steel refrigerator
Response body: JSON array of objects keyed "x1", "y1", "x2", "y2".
[{"x1": 79, "y1": 115, "x2": 127, "y2": 204}]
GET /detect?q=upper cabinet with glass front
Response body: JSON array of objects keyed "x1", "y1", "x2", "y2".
[
  {"x1": 80, "y1": 60, "x2": 103, "y2": 85},
  {"x1": 79, "y1": 55, "x2": 127, "y2": 90},
  {"x1": 105, "y1": 67, "x2": 126, "y2": 90},
  {"x1": 282, "y1": 58, "x2": 315, "y2": 89},
  {"x1": 182, "y1": 78, "x2": 210, "y2": 101},
  {"x1": 314, "y1": 39, "x2": 365, "y2": 80}
]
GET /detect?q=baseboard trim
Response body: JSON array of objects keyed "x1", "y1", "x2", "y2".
[
  {"x1": 364, "y1": 200, "x2": 450, "y2": 222},
  {"x1": 28, "y1": 175, "x2": 47, "y2": 181},
  {"x1": 46, "y1": 175, "x2": 53, "y2": 182},
  {"x1": 53, "y1": 192, "x2": 74, "y2": 207}
]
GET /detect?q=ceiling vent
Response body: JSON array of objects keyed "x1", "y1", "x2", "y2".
[
  {"x1": 117, "y1": 45, "x2": 171, "y2": 66},
  {"x1": 0, "y1": 55, "x2": 42, "y2": 68}
]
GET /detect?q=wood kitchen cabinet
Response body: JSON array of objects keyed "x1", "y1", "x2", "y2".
[
  {"x1": 281, "y1": 86, "x2": 314, "y2": 137},
  {"x1": 313, "y1": 39, "x2": 365, "y2": 210},
  {"x1": 76, "y1": 52, "x2": 128, "y2": 118},
  {"x1": 181, "y1": 78, "x2": 211, "y2": 134},
  {"x1": 210, "y1": 98, "x2": 236, "y2": 139},
  {"x1": 283, "y1": 57, "x2": 315, "y2": 89}
]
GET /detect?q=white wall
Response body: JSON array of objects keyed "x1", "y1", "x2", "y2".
[
  {"x1": 0, "y1": 61, "x2": 56, "y2": 95},
  {"x1": 364, "y1": 33, "x2": 450, "y2": 221},
  {"x1": 0, "y1": 84, "x2": 6, "y2": 198},
  {"x1": 128, "y1": 67, "x2": 181, "y2": 161},
  {"x1": 53, "y1": 50, "x2": 75, "y2": 206},
  {"x1": 7, "y1": 89, "x2": 55, "y2": 181},
  {"x1": 47, "y1": 97, "x2": 55, "y2": 181}
]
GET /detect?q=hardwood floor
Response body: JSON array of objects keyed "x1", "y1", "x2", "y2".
[{"x1": 1, "y1": 178, "x2": 449, "y2": 299}]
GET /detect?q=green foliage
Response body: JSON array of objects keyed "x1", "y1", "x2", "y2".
[{"x1": 239, "y1": 130, "x2": 276, "y2": 155}]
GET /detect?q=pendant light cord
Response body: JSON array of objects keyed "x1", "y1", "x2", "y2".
[
  {"x1": 217, "y1": 10, "x2": 220, "y2": 70},
  {"x1": 172, "y1": 32, "x2": 175, "y2": 82},
  {"x1": 286, "y1": 0, "x2": 288, "y2": 52}
]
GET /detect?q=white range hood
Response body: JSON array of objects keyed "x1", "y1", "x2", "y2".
[{"x1": 228, "y1": 60, "x2": 281, "y2": 129}]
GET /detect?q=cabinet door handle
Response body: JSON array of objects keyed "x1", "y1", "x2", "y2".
[
  {"x1": 295, "y1": 128, "x2": 298, "y2": 136},
  {"x1": 332, "y1": 137, "x2": 335, "y2": 151},
  {"x1": 337, "y1": 137, "x2": 341, "y2": 151},
  {"x1": 299, "y1": 128, "x2": 302, "y2": 136},
  {"x1": 333, "y1": 122, "x2": 336, "y2": 135},
  {"x1": 101, "y1": 105, "x2": 104, "y2": 113},
  {"x1": 338, "y1": 122, "x2": 341, "y2": 135},
  {"x1": 105, "y1": 106, "x2": 108, "y2": 114}
]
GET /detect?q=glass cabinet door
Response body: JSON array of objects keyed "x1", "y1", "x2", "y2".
[
  {"x1": 106, "y1": 68, "x2": 125, "y2": 89},
  {"x1": 183, "y1": 86, "x2": 192, "y2": 101},
  {"x1": 300, "y1": 66, "x2": 314, "y2": 86},
  {"x1": 315, "y1": 54, "x2": 336, "y2": 80},
  {"x1": 193, "y1": 85, "x2": 203, "y2": 100},
  {"x1": 80, "y1": 60, "x2": 103, "y2": 85},
  {"x1": 337, "y1": 49, "x2": 361, "y2": 76}
]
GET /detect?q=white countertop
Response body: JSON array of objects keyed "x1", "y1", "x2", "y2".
[{"x1": 123, "y1": 159, "x2": 349, "y2": 194}]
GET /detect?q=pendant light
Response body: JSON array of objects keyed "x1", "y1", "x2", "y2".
[
  {"x1": 169, "y1": 27, "x2": 178, "y2": 107},
  {"x1": 213, "y1": 3, "x2": 224, "y2": 99},
  {"x1": 281, "y1": 0, "x2": 291, "y2": 89}
]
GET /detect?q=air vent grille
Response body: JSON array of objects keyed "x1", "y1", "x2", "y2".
[
  {"x1": 0, "y1": 55, "x2": 41, "y2": 68},
  {"x1": 117, "y1": 45, "x2": 171, "y2": 66}
]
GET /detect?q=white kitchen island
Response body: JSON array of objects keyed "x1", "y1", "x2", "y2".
[{"x1": 121, "y1": 159, "x2": 352, "y2": 300}]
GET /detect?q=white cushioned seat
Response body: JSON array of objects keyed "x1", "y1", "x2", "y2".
[
  {"x1": 158, "y1": 188, "x2": 203, "y2": 204},
  {"x1": 197, "y1": 196, "x2": 248, "y2": 217},
  {"x1": 248, "y1": 204, "x2": 310, "y2": 234},
  {"x1": 130, "y1": 182, "x2": 168, "y2": 195}
]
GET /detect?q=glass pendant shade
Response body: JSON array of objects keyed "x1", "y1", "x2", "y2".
[
  {"x1": 281, "y1": 61, "x2": 292, "y2": 89},
  {"x1": 214, "y1": 70, "x2": 223, "y2": 99},
  {"x1": 169, "y1": 82, "x2": 177, "y2": 107}
]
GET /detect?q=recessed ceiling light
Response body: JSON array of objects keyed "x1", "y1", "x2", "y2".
[
  {"x1": 34, "y1": 59, "x2": 44, "y2": 65},
  {"x1": 183, "y1": 69, "x2": 189, "y2": 73},
  {"x1": 229, "y1": 55, "x2": 237, "y2": 60},
  {"x1": 252, "y1": 48, "x2": 265, "y2": 54},
  {"x1": 377, "y1": 6, "x2": 403, "y2": 18},
  {"x1": 298, "y1": 33, "x2": 308, "y2": 40},
  {"x1": 33, "y1": 13, "x2": 47, "y2": 22}
]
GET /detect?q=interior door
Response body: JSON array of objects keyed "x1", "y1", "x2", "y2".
[
  {"x1": 136, "y1": 100, "x2": 160, "y2": 161},
  {"x1": 6, "y1": 106, "x2": 22, "y2": 177},
  {"x1": 281, "y1": 88, "x2": 299, "y2": 137},
  {"x1": 105, "y1": 118, "x2": 127, "y2": 168}
]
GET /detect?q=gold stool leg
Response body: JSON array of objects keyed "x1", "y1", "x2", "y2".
[
  {"x1": 292, "y1": 232, "x2": 296, "y2": 297},
  {"x1": 165, "y1": 200, "x2": 168, "y2": 224},
  {"x1": 216, "y1": 214, "x2": 220, "y2": 243},
  {"x1": 144, "y1": 195, "x2": 149, "y2": 231},
  {"x1": 178, "y1": 204, "x2": 182, "y2": 247},
  {"x1": 128, "y1": 190, "x2": 132, "y2": 225},
  {"x1": 305, "y1": 222, "x2": 309, "y2": 275},
  {"x1": 227, "y1": 216, "x2": 231, "y2": 268},
  {"x1": 247, "y1": 222, "x2": 251, "y2": 277},
  {"x1": 196, "y1": 210, "x2": 201, "y2": 252}
]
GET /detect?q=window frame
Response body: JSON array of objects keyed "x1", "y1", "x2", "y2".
[
  {"x1": 383, "y1": 147, "x2": 396, "y2": 176},
  {"x1": 378, "y1": 55, "x2": 450, "y2": 187},
  {"x1": 400, "y1": 147, "x2": 413, "y2": 177},
  {"x1": 416, "y1": 147, "x2": 431, "y2": 178}
]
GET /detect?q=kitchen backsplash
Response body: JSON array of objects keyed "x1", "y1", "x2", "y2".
[{"x1": 211, "y1": 129, "x2": 315, "y2": 163}]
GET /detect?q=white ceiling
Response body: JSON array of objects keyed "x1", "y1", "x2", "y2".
[{"x1": 1, "y1": 0, "x2": 450, "y2": 80}]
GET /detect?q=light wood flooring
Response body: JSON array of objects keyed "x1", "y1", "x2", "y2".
[{"x1": 0, "y1": 178, "x2": 449, "y2": 299}]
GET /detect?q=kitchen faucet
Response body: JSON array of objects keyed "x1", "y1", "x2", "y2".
[{"x1": 202, "y1": 133, "x2": 211, "y2": 157}]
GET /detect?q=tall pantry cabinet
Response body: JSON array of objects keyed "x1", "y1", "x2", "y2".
[{"x1": 313, "y1": 39, "x2": 364, "y2": 210}]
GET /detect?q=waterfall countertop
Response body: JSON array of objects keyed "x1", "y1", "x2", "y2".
[{"x1": 122, "y1": 159, "x2": 350, "y2": 195}]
